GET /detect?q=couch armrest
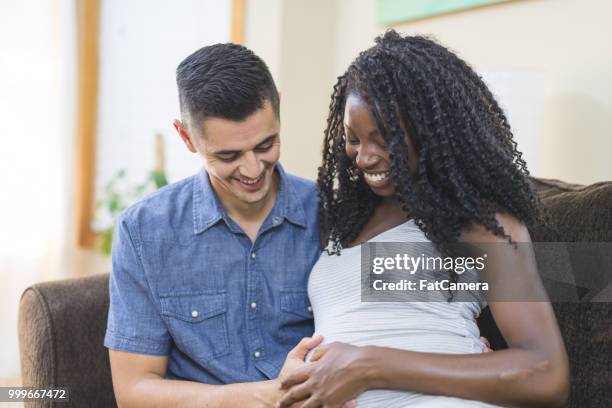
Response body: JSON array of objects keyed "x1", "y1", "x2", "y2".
[{"x1": 18, "y1": 273, "x2": 117, "y2": 407}]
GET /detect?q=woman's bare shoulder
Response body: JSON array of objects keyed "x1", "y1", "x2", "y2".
[{"x1": 460, "y1": 212, "x2": 531, "y2": 243}]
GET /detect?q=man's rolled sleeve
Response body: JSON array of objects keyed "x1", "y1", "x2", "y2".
[{"x1": 104, "y1": 214, "x2": 170, "y2": 355}]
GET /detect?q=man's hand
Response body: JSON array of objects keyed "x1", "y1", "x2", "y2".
[
  {"x1": 273, "y1": 336, "x2": 324, "y2": 408},
  {"x1": 278, "y1": 335, "x2": 324, "y2": 381},
  {"x1": 278, "y1": 342, "x2": 367, "y2": 408}
]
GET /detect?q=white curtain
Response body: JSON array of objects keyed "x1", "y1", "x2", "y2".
[{"x1": 0, "y1": 0, "x2": 75, "y2": 381}]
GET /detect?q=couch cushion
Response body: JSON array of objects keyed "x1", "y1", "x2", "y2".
[{"x1": 530, "y1": 177, "x2": 612, "y2": 242}]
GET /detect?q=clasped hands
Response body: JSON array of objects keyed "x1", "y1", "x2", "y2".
[
  {"x1": 275, "y1": 335, "x2": 492, "y2": 408},
  {"x1": 275, "y1": 335, "x2": 367, "y2": 408}
]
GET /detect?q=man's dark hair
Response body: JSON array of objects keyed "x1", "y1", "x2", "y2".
[{"x1": 176, "y1": 43, "x2": 280, "y2": 130}]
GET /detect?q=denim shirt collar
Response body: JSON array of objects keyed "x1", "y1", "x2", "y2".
[{"x1": 192, "y1": 163, "x2": 307, "y2": 234}]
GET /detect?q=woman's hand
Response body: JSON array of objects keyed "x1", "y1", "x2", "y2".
[{"x1": 277, "y1": 342, "x2": 371, "y2": 408}]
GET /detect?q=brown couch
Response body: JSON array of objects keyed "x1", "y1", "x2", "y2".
[{"x1": 18, "y1": 178, "x2": 612, "y2": 407}]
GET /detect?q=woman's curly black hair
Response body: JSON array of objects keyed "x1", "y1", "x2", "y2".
[{"x1": 318, "y1": 30, "x2": 546, "y2": 256}]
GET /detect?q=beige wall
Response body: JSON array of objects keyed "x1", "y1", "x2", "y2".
[
  {"x1": 248, "y1": 0, "x2": 612, "y2": 184},
  {"x1": 245, "y1": 0, "x2": 283, "y2": 84},
  {"x1": 246, "y1": 0, "x2": 337, "y2": 180}
]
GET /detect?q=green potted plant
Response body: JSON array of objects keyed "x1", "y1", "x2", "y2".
[{"x1": 95, "y1": 133, "x2": 169, "y2": 256}]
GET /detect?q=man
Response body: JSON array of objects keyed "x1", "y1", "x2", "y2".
[{"x1": 104, "y1": 43, "x2": 322, "y2": 407}]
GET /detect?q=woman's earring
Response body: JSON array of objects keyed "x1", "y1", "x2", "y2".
[{"x1": 349, "y1": 166, "x2": 360, "y2": 182}]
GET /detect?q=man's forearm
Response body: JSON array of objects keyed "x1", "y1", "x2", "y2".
[{"x1": 120, "y1": 375, "x2": 281, "y2": 408}]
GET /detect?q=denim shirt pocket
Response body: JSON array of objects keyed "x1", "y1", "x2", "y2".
[
  {"x1": 160, "y1": 291, "x2": 230, "y2": 362},
  {"x1": 278, "y1": 290, "x2": 314, "y2": 344}
]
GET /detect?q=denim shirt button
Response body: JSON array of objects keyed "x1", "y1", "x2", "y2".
[
  {"x1": 250, "y1": 302, "x2": 257, "y2": 309},
  {"x1": 251, "y1": 252, "x2": 256, "y2": 259},
  {"x1": 307, "y1": 306, "x2": 313, "y2": 313},
  {"x1": 272, "y1": 216, "x2": 282, "y2": 225},
  {"x1": 191, "y1": 310, "x2": 199, "y2": 318},
  {"x1": 253, "y1": 351, "x2": 261, "y2": 358}
]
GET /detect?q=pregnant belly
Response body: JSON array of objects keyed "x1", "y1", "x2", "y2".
[
  {"x1": 313, "y1": 324, "x2": 484, "y2": 356},
  {"x1": 357, "y1": 391, "x2": 501, "y2": 408}
]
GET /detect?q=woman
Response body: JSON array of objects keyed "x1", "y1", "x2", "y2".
[{"x1": 278, "y1": 31, "x2": 569, "y2": 407}]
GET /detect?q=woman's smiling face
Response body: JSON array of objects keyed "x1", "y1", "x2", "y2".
[{"x1": 343, "y1": 92, "x2": 418, "y2": 198}]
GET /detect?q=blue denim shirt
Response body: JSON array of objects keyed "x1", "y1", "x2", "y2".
[{"x1": 104, "y1": 164, "x2": 321, "y2": 383}]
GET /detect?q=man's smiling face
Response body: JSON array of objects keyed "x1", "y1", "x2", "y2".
[{"x1": 195, "y1": 101, "x2": 281, "y2": 206}]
